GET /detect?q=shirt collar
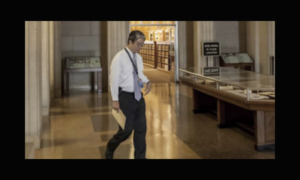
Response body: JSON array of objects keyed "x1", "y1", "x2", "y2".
[{"x1": 125, "y1": 47, "x2": 136, "y2": 58}]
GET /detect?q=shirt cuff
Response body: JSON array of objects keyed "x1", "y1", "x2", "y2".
[{"x1": 112, "y1": 95, "x2": 119, "y2": 101}]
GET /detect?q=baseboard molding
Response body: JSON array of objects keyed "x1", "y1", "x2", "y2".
[
  {"x1": 69, "y1": 85, "x2": 92, "y2": 90},
  {"x1": 25, "y1": 135, "x2": 41, "y2": 149},
  {"x1": 25, "y1": 142, "x2": 35, "y2": 159}
]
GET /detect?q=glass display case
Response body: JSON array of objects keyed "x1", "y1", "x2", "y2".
[
  {"x1": 64, "y1": 56, "x2": 102, "y2": 95},
  {"x1": 179, "y1": 67, "x2": 275, "y2": 101},
  {"x1": 179, "y1": 67, "x2": 275, "y2": 151},
  {"x1": 66, "y1": 57, "x2": 101, "y2": 69},
  {"x1": 219, "y1": 53, "x2": 254, "y2": 71}
]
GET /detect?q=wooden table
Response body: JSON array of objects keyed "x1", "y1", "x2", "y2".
[
  {"x1": 63, "y1": 68, "x2": 102, "y2": 95},
  {"x1": 181, "y1": 78, "x2": 275, "y2": 151}
]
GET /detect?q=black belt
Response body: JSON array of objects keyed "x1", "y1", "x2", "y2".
[{"x1": 119, "y1": 87, "x2": 134, "y2": 94}]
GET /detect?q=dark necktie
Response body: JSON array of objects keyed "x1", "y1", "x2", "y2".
[{"x1": 133, "y1": 54, "x2": 141, "y2": 101}]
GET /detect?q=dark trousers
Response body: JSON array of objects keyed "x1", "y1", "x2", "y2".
[{"x1": 107, "y1": 90, "x2": 147, "y2": 159}]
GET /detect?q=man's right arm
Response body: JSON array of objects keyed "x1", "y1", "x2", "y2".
[{"x1": 109, "y1": 54, "x2": 121, "y2": 112}]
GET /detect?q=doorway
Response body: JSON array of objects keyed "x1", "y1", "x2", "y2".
[{"x1": 129, "y1": 21, "x2": 178, "y2": 83}]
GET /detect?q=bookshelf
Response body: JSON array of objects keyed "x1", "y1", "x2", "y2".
[
  {"x1": 156, "y1": 42, "x2": 170, "y2": 71},
  {"x1": 139, "y1": 41, "x2": 155, "y2": 67}
]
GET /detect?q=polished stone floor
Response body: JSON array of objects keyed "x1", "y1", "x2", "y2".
[{"x1": 35, "y1": 69, "x2": 275, "y2": 159}]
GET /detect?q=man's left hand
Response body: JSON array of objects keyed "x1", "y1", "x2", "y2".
[{"x1": 144, "y1": 81, "x2": 151, "y2": 95}]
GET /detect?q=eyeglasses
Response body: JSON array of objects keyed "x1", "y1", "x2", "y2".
[{"x1": 134, "y1": 42, "x2": 144, "y2": 48}]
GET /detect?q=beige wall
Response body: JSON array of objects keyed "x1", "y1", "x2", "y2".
[
  {"x1": 61, "y1": 21, "x2": 101, "y2": 90},
  {"x1": 213, "y1": 21, "x2": 247, "y2": 54},
  {"x1": 215, "y1": 21, "x2": 239, "y2": 53}
]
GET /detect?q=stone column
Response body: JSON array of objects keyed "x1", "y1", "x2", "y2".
[
  {"x1": 178, "y1": 21, "x2": 188, "y2": 70},
  {"x1": 100, "y1": 21, "x2": 108, "y2": 92},
  {"x1": 258, "y1": 21, "x2": 269, "y2": 74},
  {"x1": 247, "y1": 21, "x2": 274, "y2": 74},
  {"x1": 177, "y1": 21, "x2": 194, "y2": 75},
  {"x1": 247, "y1": 21, "x2": 255, "y2": 71},
  {"x1": 53, "y1": 21, "x2": 62, "y2": 98},
  {"x1": 25, "y1": 21, "x2": 42, "y2": 149},
  {"x1": 107, "y1": 21, "x2": 128, "y2": 90},
  {"x1": 268, "y1": 21, "x2": 275, "y2": 75},
  {"x1": 247, "y1": 21, "x2": 261, "y2": 73},
  {"x1": 49, "y1": 21, "x2": 54, "y2": 99},
  {"x1": 41, "y1": 21, "x2": 50, "y2": 116},
  {"x1": 194, "y1": 21, "x2": 215, "y2": 70}
]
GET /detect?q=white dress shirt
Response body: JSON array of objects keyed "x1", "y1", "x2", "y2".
[{"x1": 110, "y1": 47, "x2": 149, "y2": 101}]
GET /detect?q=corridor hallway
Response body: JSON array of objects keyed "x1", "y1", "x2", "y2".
[
  {"x1": 142, "y1": 65, "x2": 171, "y2": 84},
  {"x1": 35, "y1": 82, "x2": 275, "y2": 159}
]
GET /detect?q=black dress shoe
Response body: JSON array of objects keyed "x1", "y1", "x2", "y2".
[{"x1": 105, "y1": 149, "x2": 113, "y2": 159}]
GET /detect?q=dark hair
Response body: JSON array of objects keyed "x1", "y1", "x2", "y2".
[{"x1": 128, "y1": 30, "x2": 146, "y2": 44}]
